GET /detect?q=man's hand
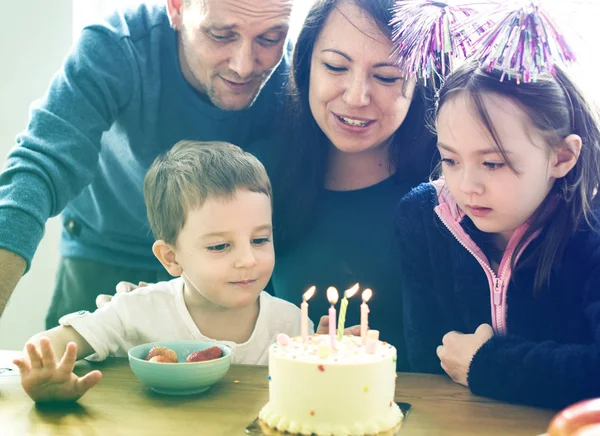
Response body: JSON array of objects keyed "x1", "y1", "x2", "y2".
[
  {"x1": 0, "y1": 248, "x2": 26, "y2": 318},
  {"x1": 12, "y1": 337, "x2": 102, "y2": 403},
  {"x1": 95, "y1": 281, "x2": 148, "y2": 309},
  {"x1": 436, "y1": 323, "x2": 494, "y2": 386},
  {"x1": 316, "y1": 315, "x2": 361, "y2": 336}
]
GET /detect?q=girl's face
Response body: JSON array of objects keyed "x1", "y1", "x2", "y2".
[
  {"x1": 436, "y1": 92, "x2": 570, "y2": 248},
  {"x1": 308, "y1": 1, "x2": 415, "y2": 159}
]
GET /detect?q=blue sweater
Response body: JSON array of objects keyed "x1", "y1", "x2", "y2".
[
  {"x1": 0, "y1": 3, "x2": 289, "y2": 271},
  {"x1": 396, "y1": 183, "x2": 600, "y2": 409}
]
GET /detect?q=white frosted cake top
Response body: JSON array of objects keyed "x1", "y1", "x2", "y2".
[{"x1": 271, "y1": 334, "x2": 397, "y2": 364}]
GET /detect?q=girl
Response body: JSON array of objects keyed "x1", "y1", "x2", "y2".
[{"x1": 396, "y1": 60, "x2": 600, "y2": 409}]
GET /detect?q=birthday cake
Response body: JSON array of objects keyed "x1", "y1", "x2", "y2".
[{"x1": 258, "y1": 333, "x2": 401, "y2": 435}]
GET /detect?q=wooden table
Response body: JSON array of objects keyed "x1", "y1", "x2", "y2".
[{"x1": 0, "y1": 350, "x2": 556, "y2": 436}]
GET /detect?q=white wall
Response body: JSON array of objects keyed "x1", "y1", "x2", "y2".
[{"x1": 0, "y1": 1, "x2": 73, "y2": 350}]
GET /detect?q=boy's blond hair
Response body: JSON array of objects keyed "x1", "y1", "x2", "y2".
[{"x1": 144, "y1": 140, "x2": 272, "y2": 244}]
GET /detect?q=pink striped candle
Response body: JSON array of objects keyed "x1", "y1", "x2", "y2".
[
  {"x1": 360, "y1": 289, "x2": 372, "y2": 345},
  {"x1": 327, "y1": 286, "x2": 339, "y2": 350}
]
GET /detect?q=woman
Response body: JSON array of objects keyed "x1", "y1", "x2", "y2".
[{"x1": 265, "y1": 0, "x2": 437, "y2": 369}]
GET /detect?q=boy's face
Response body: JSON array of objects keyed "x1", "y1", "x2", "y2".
[{"x1": 174, "y1": 189, "x2": 274, "y2": 309}]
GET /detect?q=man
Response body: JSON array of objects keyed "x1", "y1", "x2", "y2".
[{"x1": 0, "y1": 0, "x2": 294, "y2": 327}]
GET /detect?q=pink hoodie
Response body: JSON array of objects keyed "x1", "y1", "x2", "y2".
[{"x1": 431, "y1": 180, "x2": 539, "y2": 335}]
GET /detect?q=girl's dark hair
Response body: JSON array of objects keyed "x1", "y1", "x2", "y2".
[
  {"x1": 273, "y1": 0, "x2": 437, "y2": 252},
  {"x1": 437, "y1": 61, "x2": 600, "y2": 293}
]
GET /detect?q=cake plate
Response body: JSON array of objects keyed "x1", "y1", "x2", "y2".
[{"x1": 246, "y1": 402, "x2": 412, "y2": 435}]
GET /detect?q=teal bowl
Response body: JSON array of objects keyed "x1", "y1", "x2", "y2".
[{"x1": 128, "y1": 340, "x2": 232, "y2": 395}]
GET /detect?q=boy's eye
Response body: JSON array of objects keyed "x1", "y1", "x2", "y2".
[
  {"x1": 484, "y1": 162, "x2": 505, "y2": 170},
  {"x1": 440, "y1": 157, "x2": 456, "y2": 167},
  {"x1": 207, "y1": 243, "x2": 229, "y2": 252},
  {"x1": 252, "y1": 237, "x2": 271, "y2": 246},
  {"x1": 324, "y1": 63, "x2": 346, "y2": 73}
]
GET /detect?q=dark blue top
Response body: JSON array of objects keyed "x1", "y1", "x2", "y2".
[
  {"x1": 272, "y1": 176, "x2": 414, "y2": 371},
  {"x1": 396, "y1": 182, "x2": 600, "y2": 409}
]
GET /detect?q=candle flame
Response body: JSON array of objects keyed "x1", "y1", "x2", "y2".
[
  {"x1": 303, "y1": 285, "x2": 316, "y2": 302},
  {"x1": 362, "y1": 288, "x2": 372, "y2": 302},
  {"x1": 327, "y1": 286, "x2": 339, "y2": 304},
  {"x1": 344, "y1": 282, "x2": 359, "y2": 298}
]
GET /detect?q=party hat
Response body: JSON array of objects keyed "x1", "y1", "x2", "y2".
[
  {"x1": 391, "y1": 0, "x2": 488, "y2": 82},
  {"x1": 467, "y1": 0, "x2": 580, "y2": 83}
]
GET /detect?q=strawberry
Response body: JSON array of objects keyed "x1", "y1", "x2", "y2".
[
  {"x1": 186, "y1": 346, "x2": 223, "y2": 363},
  {"x1": 145, "y1": 346, "x2": 178, "y2": 363}
]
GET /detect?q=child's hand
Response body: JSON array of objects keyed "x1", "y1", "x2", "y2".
[
  {"x1": 316, "y1": 315, "x2": 361, "y2": 336},
  {"x1": 12, "y1": 337, "x2": 102, "y2": 403},
  {"x1": 436, "y1": 324, "x2": 493, "y2": 387}
]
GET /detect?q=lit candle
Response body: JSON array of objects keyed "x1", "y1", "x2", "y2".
[
  {"x1": 360, "y1": 288, "x2": 372, "y2": 345},
  {"x1": 301, "y1": 286, "x2": 316, "y2": 343},
  {"x1": 327, "y1": 286, "x2": 339, "y2": 350},
  {"x1": 337, "y1": 283, "x2": 359, "y2": 341}
]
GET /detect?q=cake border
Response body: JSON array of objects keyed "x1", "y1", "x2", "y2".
[{"x1": 246, "y1": 402, "x2": 412, "y2": 436}]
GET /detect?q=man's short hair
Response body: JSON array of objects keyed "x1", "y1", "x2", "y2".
[{"x1": 144, "y1": 140, "x2": 272, "y2": 244}]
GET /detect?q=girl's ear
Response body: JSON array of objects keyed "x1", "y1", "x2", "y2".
[
  {"x1": 551, "y1": 134, "x2": 582, "y2": 179},
  {"x1": 152, "y1": 240, "x2": 183, "y2": 276}
]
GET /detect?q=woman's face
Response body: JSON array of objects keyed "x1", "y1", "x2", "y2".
[{"x1": 308, "y1": 1, "x2": 415, "y2": 157}]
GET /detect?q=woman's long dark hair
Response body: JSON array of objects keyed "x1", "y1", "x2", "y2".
[
  {"x1": 437, "y1": 62, "x2": 600, "y2": 293},
  {"x1": 273, "y1": 0, "x2": 438, "y2": 253}
]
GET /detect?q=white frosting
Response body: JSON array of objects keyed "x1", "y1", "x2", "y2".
[{"x1": 259, "y1": 335, "x2": 402, "y2": 436}]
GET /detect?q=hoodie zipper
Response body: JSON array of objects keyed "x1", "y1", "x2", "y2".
[
  {"x1": 435, "y1": 206, "x2": 508, "y2": 334},
  {"x1": 430, "y1": 181, "x2": 541, "y2": 335},
  {"x1": 435, "y1": 204, "x2": 539, "y2": 335}
]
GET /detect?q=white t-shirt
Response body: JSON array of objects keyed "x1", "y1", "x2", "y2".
[{"x1": 59, "y1": 278, "x2": 312, "y2": 365}]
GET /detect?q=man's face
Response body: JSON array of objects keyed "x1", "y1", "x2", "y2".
[{"x1": 175, "y1": 0, "x2": 293, "y2": 111}]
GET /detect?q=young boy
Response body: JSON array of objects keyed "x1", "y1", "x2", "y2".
[{"x1": 13, "y1": 140, "x2": 313, "y2": 402}]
